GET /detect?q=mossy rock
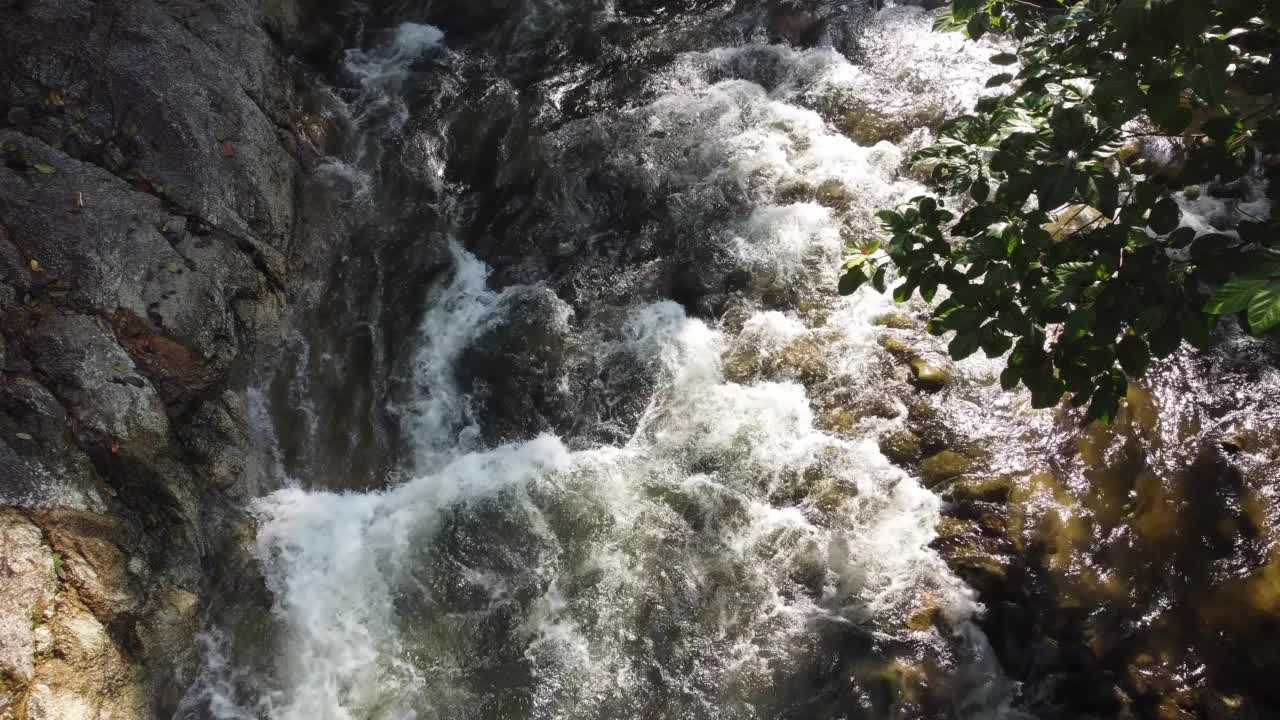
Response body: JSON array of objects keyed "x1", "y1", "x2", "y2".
[
  {"x1": 919, "y1": 450, "x2": 974, "y2": 488},
  {"x1": 814, "y1": 178, "x2": 854, "y2": 213},
  {"x1": 906, "y1": 604, "x2": 942, "y2": 632},
  {"x1": 942, "y1": 476, "x2": 1013, "y2": 505},
  {"x1": 842, "y1": 107, "x2": 904, "y2": 146},
  {"x1": 909, "y1": 358, "x2": 951, "y2": 391},
  {"x1": 944, "y1": 500, "x2": 1010, "y2": 538},
  {"x1": 776, "y1": 181, "x2": 815, "y2": 204},
  {"x1": 818, "y1": 408, "x2": 859, "y2": 437},
  {"x1": 932, "y1": 516, "x2": 981, "y2": 547},
  {"x1": 878, "y1": 334, "x2": 915, "y2": 359},
  {"x1": 873, "y1": 312, "x2": 917, "y2": 330},
  {"x1": 946, "y1": 547, "x2": 1010, "y2": 594},
  {"x1": 879, "y1": 429, "x2": 923, "y2": 466},
  {"x1": 777, "y1": 337, "x2": 832, "y2": 384}
]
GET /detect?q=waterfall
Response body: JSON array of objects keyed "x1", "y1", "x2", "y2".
[{"x1": 180, "y1": 4, "x2": 1040, "y2": 719}]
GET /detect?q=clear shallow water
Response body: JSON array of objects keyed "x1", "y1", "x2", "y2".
[{"x1": 176, "y1": 2, "x2": 1280, "y2": 719}]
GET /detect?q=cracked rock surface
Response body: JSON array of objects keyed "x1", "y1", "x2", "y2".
[{"x1": 0, "y1": 1, "x2": 352, "y2": 717}]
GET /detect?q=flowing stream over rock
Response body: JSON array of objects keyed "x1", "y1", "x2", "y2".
[{"x1": 173, "y1": 2, "x2": 1280, "y2": 719}]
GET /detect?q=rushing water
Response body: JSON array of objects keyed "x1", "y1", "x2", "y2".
[{"x1": 177, "y1": 1, "x2": 1280, "y2": 719}]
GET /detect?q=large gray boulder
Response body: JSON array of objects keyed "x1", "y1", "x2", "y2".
[{"x1": 0, "y1": 1, "x2": 349, "y2": 717}]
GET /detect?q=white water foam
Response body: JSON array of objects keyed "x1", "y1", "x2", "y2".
[
  {"x1": 216, "y1": 7, "x2": 1030, "y2": 719},
  {"x1": 343, "y1": 23, "x2": 445, "y2": 131},
  {"x1": 248, "y1": 282, "x2": 978, "y2": 719}
]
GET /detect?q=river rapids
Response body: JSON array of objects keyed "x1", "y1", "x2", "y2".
[{"x1": 175, "y1": 2, "x2": 1280, "y2": 719}]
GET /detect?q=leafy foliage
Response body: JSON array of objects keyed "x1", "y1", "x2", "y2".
[{"x1": 841, "y1": 0, "x2": 1280, "y2": 423}]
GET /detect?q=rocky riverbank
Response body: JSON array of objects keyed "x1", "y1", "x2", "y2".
[{"x1": 0, "y1": 2, "x2": 363, "y2": 716}]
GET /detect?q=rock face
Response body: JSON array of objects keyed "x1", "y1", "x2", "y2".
[
  {"x1": 871, "y1": 322, "x2": 1280, "y2": 719},
  {"x1": 0, "y1": 1, "x2": 351, "y2": 717}
]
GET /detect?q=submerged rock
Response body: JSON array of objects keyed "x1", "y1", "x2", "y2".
[
  {"x1": 879, "y1": 428, "x2": 923, "y2": 466},
  {"x1": 919, "y1": 450, "x2": 973, "y2": 487},
  {"x1": 909, "y1": 357, "x2": 951, "y2": 391}
]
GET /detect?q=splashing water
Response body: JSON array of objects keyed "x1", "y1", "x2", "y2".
[{"x1": 183, "y1": 5, "x2": 1045, "y2": 720}]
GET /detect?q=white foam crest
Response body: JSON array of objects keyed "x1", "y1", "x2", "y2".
[
  {"x1": 342, "y1": 23, "x2": 445, "y2": 132},
  {"x1": 634, "y1": 51, "x2": 937, "y2": 295},
  {"x1": 403, "y1": 244, "x2": 505, "y2": 471},
  {"x1": 344, "y1": 23, "x2": 444, "y2": 90},
  {"x1": 732, "y1": 203, "x2": 843, "y2": 291},
  {"x1": 251, "y1": 435, "x2": 574, "y2": 720},
  {"x1": 247, "y1": 293, "x2": 972, "y2": 718},
  {"x1": 1176, "y1": 180, "x2": 1272, "y2": 236}
]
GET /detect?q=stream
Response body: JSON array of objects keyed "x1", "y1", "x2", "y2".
[{"x1": 175, "y1": 2, "x2": 1280, "y2": 719}]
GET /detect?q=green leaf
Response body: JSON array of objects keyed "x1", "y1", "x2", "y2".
[
  {"x1": 1085, "y1": 380, "x2": 1121, "y2": 424},
  {"x1": 1148, "y1": 198, "x2": 1181, "y2": 234},
  {"x1": 1091, "y1": 171, "x2": 1120, "y2": 219},
  {"x1": 1038, "y1": 167, "x2": 1077, "y2": 210},
  {"x1": 999, "y1": 365, "x2": 1021, "y2": 391},
  {"x1": 1167, "y1": 226, "x2": 1197, "y2": 248},
  {"x1": 876, "y1": 210, "x2": 906, "y2": 232},
  {"x1": 1116, "y1": 335, "x2": 1151, "y2": 376},
  {"x1": 989, "y1": 52, "x2": 1018, "y2": 66},
  {"x1": 1064, "y1": 307, "x2": 1095, "y2": 340},
  {"x1": 970, "y1": 177, "x2": 990, "y2": 202},
  {"x1": 1114, "y1": 0, "x2": 1151, "y2": 40},
  {"x1": 1029, "y1": 377, "x2": 1066, "y2": 409},
  {"x1": 1181, "y1": 311, "x2": 1215, "y2": 350},
  {"x1": 966, "y1": 12, "x2": 991, "y2": 40},
  {"x1": 1049, "y1": 107, "x2": 1088, "y2": 145},
  {"x1": 1204, "y1": 278, "x2": 1267, "y2": 314},
  {"x1": 933, "y1": 11, "x2": 968, "y2": 32},
  {"x1": 33, "y1": 163, "x2": 57, "y2": 174},
  {"x1": 1247, "y1": 284, "x2": 1280, "y2": 333},
  {"x1": 949, "y1": 330, "x2": 982, "y2": 360},
  {"x1": 1054, "y1": 262, "x2": 1095, "y2": 286},
  {"x1": 1148, "y1": 317, "x2": 1183, "y2": 357},
  {"x1": 1045, "y1": 15, "x2": 1073, "y2": 33},
  {"x1": 1202, "y1": 115, "x2": 1244, "y2": 143},
  {"x1": 893, "y1": 281, "x2": 916, "y2": 303},
  {"x1": 980, "y1": 326, "x2": 1014, "y2": 357},
  {"x1": 952, "y1": 0, "x2": 983, "y2": 21},
  {"x1": 871, "y1": 266, "x2": 888, "y2": 294},
  {"x1": 838, "y1": 268, "x2": 868, "y2": 296}
]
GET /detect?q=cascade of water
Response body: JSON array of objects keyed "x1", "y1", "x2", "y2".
[{"x1": 181, "y1": 5, "x2": 1053, "y2": 719}]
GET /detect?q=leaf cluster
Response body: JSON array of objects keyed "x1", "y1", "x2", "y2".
[{"x1": 842, "y1": 0, "x2": 1280, "y2": 423}]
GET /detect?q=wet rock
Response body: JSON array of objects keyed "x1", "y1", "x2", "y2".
[
  {"x1": 941, "y1": 476, "x2": 1013, "y2": 505},
  {"x1": 873, "y1": 311, "x2": 917, "y2": 330},
  {"x1": 1042, "y1": 204, "x2": 1105, "y2": 238},
  {"x1": 878, "y1": 334, "x2": 916, "y2": 359},
  {"x1": 0, "y1": 377, "x2": 104, "y2": 512},
  {"x1": 0, "y1": 1, "x2": 302, "y2": 244},
  {"x1": 814, "y1": 179, "x2": 854, "y2": 213},
  {"x1": 945, "y1": 500, "x2": 1010, "y2": 538},
  {"x1": 775, "y1": 181, "x2": 815, "y2": 204},
  {"x1": 1202, "y1": 693, "x2": 1257, "y2": 720},
  {"x1": 0, "y1": 510, "x2": 57, "y2": 688},
  {"x1": 879, "y1": 429, "x2": 923, "y2": 466},
  {"x1": 946, "y1": 546, "x2": 1009, "y2": 596},
  {"x1": 28, "y1": 314, "x2": 169, "y2": 458},
  {"x1": 918, "y1": 450, "x2": 974, "y2": 488},
  {"x1": 909, "y1": 357, "x2": 951, "y2": 391},
  {"x1": 458, "y1": 286, "x2": 576, "y2": 444},
  {"x1": 838, "y1": 100, "x2": 946, "y2": 147},
  {"x1": 0, "y1": 1, "x2": 347, "y2": 717},
  {"x1": 177, "y1": 392, "x2": 256, "y2": 496}
]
